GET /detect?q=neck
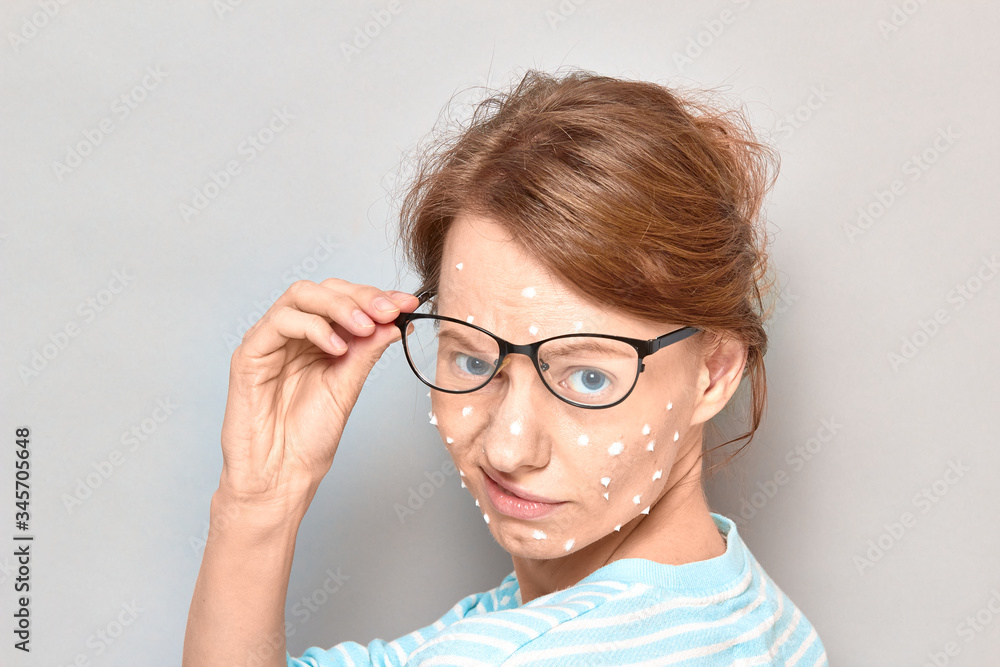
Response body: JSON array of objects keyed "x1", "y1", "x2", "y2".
[{"x1": 511, "y1": 442, "x2": 724, "y2": 605}]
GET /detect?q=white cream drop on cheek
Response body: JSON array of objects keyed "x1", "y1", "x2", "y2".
[
  {"x1": 510, "y1": 420, "x2": 522, "y2": 435},
  {"x1": 456, "y1": 262, "x2": 463, "y2": 270},
  {"x1": 462, "y1": 406, "x2": 473, "y2": 417}
]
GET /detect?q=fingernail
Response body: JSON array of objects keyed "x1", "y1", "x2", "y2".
[
  {"x1": 374, "y1": 297, "x2": 398, "y2": 312},
  {"x1": 352, "y1": 309, "x2": 375, "y2": 328}
]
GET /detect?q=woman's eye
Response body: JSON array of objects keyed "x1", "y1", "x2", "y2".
[
  {"x1": 455, "y1": 353, "x2": 492, "y2": 376},
  {"x1": 566, "y1": 368, "x2": 610, "y2": 394}
]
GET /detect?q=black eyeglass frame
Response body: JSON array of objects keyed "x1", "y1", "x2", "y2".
[{"x1": 393, "y1": 291, "x2": 701, "y2": 410}]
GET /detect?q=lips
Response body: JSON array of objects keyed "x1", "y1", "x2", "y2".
[{"x1": 481, "y1": 467, "x2": 563, "y2": 504}]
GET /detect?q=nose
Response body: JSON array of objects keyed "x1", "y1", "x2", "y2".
[{"x1": 481, "y1": 355, "x2": 552, "y2": 473}]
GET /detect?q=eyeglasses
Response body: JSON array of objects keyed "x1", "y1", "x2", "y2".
[{"x1": 393, "y1": 291, "x2": 700, "y2": 409}]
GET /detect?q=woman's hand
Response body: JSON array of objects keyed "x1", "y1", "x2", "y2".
[{"x1": 218, "y1": 278, "x2": 418, "y2": 509}]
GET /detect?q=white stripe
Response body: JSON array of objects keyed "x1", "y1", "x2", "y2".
[
  {"x1": 419, "y1": 655, "x2": 492, "y2": 667},
  {"x1": 409, "y1": 629, "x2": 519, "y2": 657},
  {"x1": 390, "y1": 638, "x2": 407, "y2": 663},
  {"x1": 432, "y1": 619, "x2": 446, "y2": 631},
  {"x1": 786, "y1": 625, "x2": 819, "y2": 666},
  {"x1": 333, "y1": 643, "x2": 356, "y2": 667},
  {"x1": 461, "y1": 614, "x2": 542, "y2": 638},
  {"x1": 812, "y1": 649, "x2": 828, "y2": 666},
  {"x1": 729, "y1": 605, "x2": 801, "y2": 666},
  {"x1": 504, "y1": 561, "x2": 769, "y2": 666}
]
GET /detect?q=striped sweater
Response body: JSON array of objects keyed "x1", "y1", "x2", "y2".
[{"x1": 286, "y1": 513, "x2": 827, "y2": 666}]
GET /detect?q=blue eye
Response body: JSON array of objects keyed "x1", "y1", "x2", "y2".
[
  {"x1": 567, "y1": 368, "x2": 610, "y2": 395},
  {"x1": 455, "y1": 353, "x2": 493, "y2": 377}
]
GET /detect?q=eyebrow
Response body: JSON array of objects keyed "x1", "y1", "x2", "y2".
[{"x1": 539, "y1": 339, "x2": 634, "y2": 359}]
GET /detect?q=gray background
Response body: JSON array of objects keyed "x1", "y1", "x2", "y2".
[{"x1": 2, "y1": 1, "x2": 998, "y2": 665}]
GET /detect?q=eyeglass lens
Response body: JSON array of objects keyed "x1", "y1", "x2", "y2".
[{"x1": 403, "y1": 316, "x2": 639, "y2": 407}]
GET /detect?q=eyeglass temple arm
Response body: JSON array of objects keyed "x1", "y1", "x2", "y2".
[{"x1": 647, "y1": 327, "x2": 701, "y2": 355}]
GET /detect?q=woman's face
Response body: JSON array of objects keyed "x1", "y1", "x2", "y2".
[{"x1": 430, "y1": 211, "x2": 704, "y2": 558}]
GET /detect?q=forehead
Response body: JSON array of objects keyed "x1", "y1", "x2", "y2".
[{"x1": 436, "y1": 212, "x2": 651, "y2": 340}]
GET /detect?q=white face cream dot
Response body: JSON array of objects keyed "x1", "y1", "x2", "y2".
[
  {"x1": 573, "y1": 321, "x2": 584, "y2": 332},
  {"x1": 603, "y1": 492, "x2": 609, "y2": 500},
  {"x1": 456, "y1": 262, "x2": 463, "y2": 270},
  {"x1": 646, "y1": 440, "x2": 656, "y2": 452},
  {"x1": 641, "y1": 506, "x2": 650, "y2": 515},
  {"x1": 446, "y1": 437, "x2": 454, "y2": 444},
  {"x1": 521, "y1": 286, "x2": 537, "y2": 298},
  {"x1": 652, "y1": 469, "x2": 662, "y2": 480},
  {"x1": 510, "y1": 420, "x2": 522, "y2": 436},
  {"x1": 532, "y1": 530, "x2": 547, "y2": 540},
  {"x1": 564, "y1": 538, "x2": 575, "y2": 551},
  {"x1": 674, "y1": 431, "x2": 680, "y2": 442},
  {"x1": 632, "y1": 494, "x2": 641, "y2": 505},
  {"x1": 459, "y1": 469, "x2": 465, "y2": 477},
  {"x1": 614, "y1": 524, "x2": 622, "y2": 532},
  {"x1": 428, "y1": 413, "x2": 437, "y2": 426},
  {"x1": 528, "y1": 324, "x2": 539, "y2": 336},
  {"x1": 483, "y1": 513, "x2": 490, "y2": 524},
  {"x1": 475, "y1": 499, "x2": 479, "y2": 507},
  {"x1": 466, "y1": 315, "x2": 474, "y2": 323},
  {"x1": 667, "y1": 401, "x2": 673, "y2": 410},
  {"x1": 600, "y1": 477, "x2": 611, "y2": 487},
  {"x1": 608, "y1": 441, "x2": 624, "y2": 456},
  {"x1": 642, "y1": 424, "x2": 651, "y2": 436},
  {"x1": 462, "y1": 406, "x2": 473, "y2": 417},
  {"x1": 578, "y1": 434, "x2": 589, "y2": 446},
  {"x1": 460, "y1": 480, "x2": 466, "y2": 488}
]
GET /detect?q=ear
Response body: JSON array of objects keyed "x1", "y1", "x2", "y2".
[{"x1": 689, "y1": 334, "x2": 748, "y2": 427}]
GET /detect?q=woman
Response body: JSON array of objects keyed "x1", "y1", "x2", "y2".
[{"x1": 183, "y1": 68, "x2": 828, "y2": 665}]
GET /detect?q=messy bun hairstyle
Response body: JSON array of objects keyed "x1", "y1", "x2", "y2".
[{"x1": 395, "y1": 67, "x2": 780, "y2": 473}]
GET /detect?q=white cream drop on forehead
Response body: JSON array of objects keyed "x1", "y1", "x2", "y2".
[
  {"x1": 462, "y1": 406, "x2": 473, "y2": 417},
  {"x1": 577, "y1": 434, "x2": 589, "y2": 446},
  {"x1": 608, "y1": 441, "x2": 624, "y2": 456},
  {"x1": 521, "y1": 286, "x2": 537, "y2": 298},
  {"x1": 532, "y1": 530, "x2": 547, "y2": 540},
  {"x1": 573, "y1": 321, "x2": 584, "y2": 332},
  {"x1": 642, "y1": 424, "x2": 651, "y2": 435},
  {"x1": 510, "y1": 420, "x2": 522, "y2": 435},
  {"x1": 528, "y1": 324, "x2": 539, "y2": 335},
  {"x1": 466, "y1": 315, "x2": 474, "y2": 323},
  {"x1": 564, "y1": 538, "x2": 575, "y2": 551},
  {"x1": 456, "y1": 262, "x2": 463, "y2": 270}
]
